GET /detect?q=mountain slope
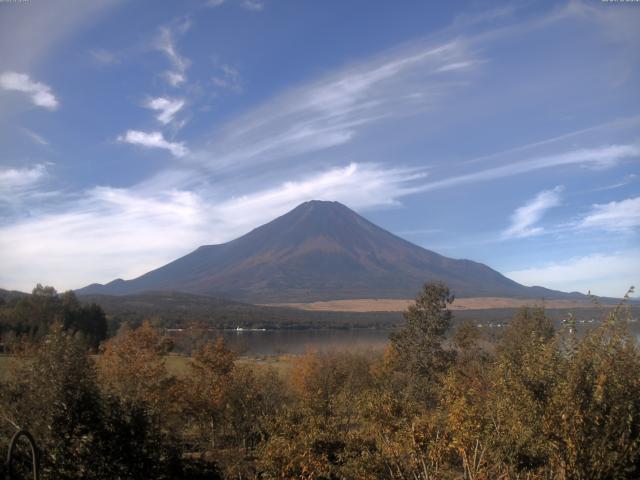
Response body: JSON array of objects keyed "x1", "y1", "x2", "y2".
[{"x1": 77, "y1": 200, "x2": 580, "y2": 302}]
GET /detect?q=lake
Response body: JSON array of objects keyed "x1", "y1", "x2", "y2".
[
  {"x1": 193, "y1": 321, "x2": 640, "y2": 356},
  {"x1": 210, "y1": 328, "x2": 393, "y2": 356}
]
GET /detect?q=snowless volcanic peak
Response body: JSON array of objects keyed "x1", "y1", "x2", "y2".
[{"x1": 77, "y1": 200, "x2": 580, "y2": 303}]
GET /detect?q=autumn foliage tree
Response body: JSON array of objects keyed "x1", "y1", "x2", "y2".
[
  {"x1": 97, "y1": 320, "x2": 173, "y2": 412},
  {"x1": 1, "y1": 284, "x2": 639, "y2": 479}
]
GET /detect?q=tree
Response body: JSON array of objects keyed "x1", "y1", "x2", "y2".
[
  {"x1": 182, "y1": 337, "x2": 236, "y2": 450},
  {"x1": 548, "y1": 309, "x2": 640, "y2": 478},
  {"x1": 181, "y1": 337, "x2": 289, "y2": 478},
  {"x1": 97, "y1": 320, "x2": 173, "y2": 413},
  {"x1": 389, "y1": 281, "x2": 455, "y2": 405},
  {"x1": 0, "y1": 324, "x2": 105, "y2": 479},
  {"x1": 439, "y1": 322, "x2": 494, "y2": 477},
  {"x1": 0, "y1": 286, "x2": 108, "y2": 348},
  {"x1": 60, "y1": 291, "x2": 108, "y2": 349},
  {"x1": 0, "y1": 323, "x2": 210, "y2": 479},
  {"x1": 259, "y1": 350, "x2": 385, "y2": 479}
]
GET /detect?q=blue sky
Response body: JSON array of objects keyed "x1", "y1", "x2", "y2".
[{"x1": 0, "y1": 0, "x2": 639, "y2": 297}]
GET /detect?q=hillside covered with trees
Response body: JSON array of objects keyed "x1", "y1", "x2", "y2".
[
  {"x1": 0, "y1": 284, "x2": 108, "y2": 350},
  {"x1": 0, "y1": 282, "x2": 638, "y2": 479}
]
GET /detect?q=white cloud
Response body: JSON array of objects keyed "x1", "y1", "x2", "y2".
[
  {"x1": 0, "y1": 162, "x2": 424, "y2": 291},
  {"x1": 0, "y1": 71, "x2": 58, "y2": 110},
  {"x1": 420, "y1": 144, "x2": 640, "y2": 193},
  {"x1": 212, "y1": 162, "x2": 425, "y2": 231},
  {"x1": 503, "y1": 186, "x2": 562, "y2": 239},
  {"x1": 242, "y1": 0, "x2": 264, "y2": 11},
  {"x1": 205, "y1": 0, "x2": 264, "y2": 10},
  {"x1": 195, "y1": 40, "x2": 477, "y2": 172},
  {"x1": 164, "y1": 71, "x2": 186, "y2": 87},
  {"x1": 0, "y1": 164, "x2": 50, "y2": 210},
  {"x1": 89, "y1": 48, "x2": 120, "y2": 65},
  {"x1": 21, "y1": 128, "x2": 49, "y2": 146},
  {"x1": 145, "y1": 97, "x2": 185, "y2": 124},
  {"x1": 591, "y1": 173, "x2": 637, "y2": 192},
  {"x1": 578, "y1": 196, "x2": 640, "y2": 232},
  {"x1": 506, "y1": 251, "x2": 640, "y2": 298},
  {"x1": 0, "y1": 187, "x2": 205, "y2": 291},
  {"x1": 156, "y1": 20, "x2": 190, "y2": 87},
  {"x1": 0, "y1": 164, "x2": 47, "y2": 192},
  {"x1": 117, "y1": 130, "x2": 188, "y2": 157},
  {"x1": 212, "y1": 64, "x2": 242, "y2": 92},
  {"x1": 435, "y1": 61, "x2": 477, "y2": 73}
]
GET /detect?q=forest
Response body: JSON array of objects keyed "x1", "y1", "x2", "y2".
[{"x1": 0, "y1": 282, "x2": 639, "y2": 479}]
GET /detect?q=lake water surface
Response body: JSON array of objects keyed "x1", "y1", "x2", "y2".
[
  {"x1": 215, "y1": 328, "x2": 393, "y2": 356},
  {"x1": 209, "y1": 323, "x2": 640, "y2": 356}
]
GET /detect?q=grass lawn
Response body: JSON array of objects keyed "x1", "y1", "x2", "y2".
[
  {"x1": 166, "y1": 354, "x2": 295, "y2": 377},
  {"x1": 0, "y1": 353, "x2": 296, "y2": 381}
]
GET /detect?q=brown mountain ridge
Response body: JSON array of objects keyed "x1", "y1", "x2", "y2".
[{"x1": 77, "y1": 200, "x2": 585, "y2": 303}]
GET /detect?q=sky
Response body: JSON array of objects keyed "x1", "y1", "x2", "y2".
[{"x1": 0, "y1": 0, "x2": 639, "y2": 297}]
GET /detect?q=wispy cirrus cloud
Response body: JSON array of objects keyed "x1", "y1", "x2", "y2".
[
  {"x1": 0, "y1": 72, "x2": 58, "y2": 110},
  {"x1": 194, "y1": 40, "x2": 480, "y2": 172},
  {"x1": 21, "y1": 128, "x2": 50, "y2": 146},
  {"x1": 419, "y1": 144, "x2": 640, "y2": 193},
  {"x1": 503, "y1": 186, "x2": 563, "y2": 239},
  {"x1": 156, "y1": 19, "x2": 191, "y2": 87},
  {"x1": 577, "y1": 196, "x2": 640, "y2": 232},
  {"x1": 0, "y1": 164, "x2": 47, "y2": 192},
  {"x1": 89, "y1": 48, "x2": 120, "y2": 66},
  {"x1": 163, "y1": 72, "x2": 186, "y2": 88},
  {"x1": 206, "y1": 0, "x2": 265, "y2": 11},
  {"x1": 590, "y1": 173, "x2": 637, "y2": 192},
  {"x1": 213, "y1": 162, "x2": 425, "y2": 230},
  {"x1": 241, "y1": 0, "x2": 264, "y2": 11},
  {"x1": 435, "y1": 60, "x2": 479, "y2": 73},
  {"x1": 0, "y1": 162, "x2": 424, "y2": 290},
  {"x1": 145, "y1": 97, "x2": 185, "y2": 125},
  {"x1": 117, "y1": 130, "x2": 188, "y2": 157},
  {"x1": 212, "y1": 64, "x2": 242, "y2": 92},
  {"x1": 0, "y1": 164, "x2": 50, "y2": 209}
]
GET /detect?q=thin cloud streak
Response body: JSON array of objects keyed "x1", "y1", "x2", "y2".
[
  {"x1": 461, "y1": 115, "x2": 640, "y2": 166},
  {"x1": 193, "y1": 40, "x2": 479, "y2": 172},
  {"x1": 89, "y1": 48, "x2": 120, "y2": 66},
  {"x1": 418, "y1": 144, "x2": 640, "y2": 193},
  {"x1": 155, "y1": 19, "x2": 191, "y2": 87},
  {"x1": 503, "y1": 187, "x2": 563, "y2": 239},
  {"x1": 21, "y1": 128, "x2": 50, "y2": 146}
]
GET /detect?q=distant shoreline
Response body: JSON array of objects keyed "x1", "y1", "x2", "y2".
[{"x1": 263, "y1": 297, "x2": 615, "y2": 313}]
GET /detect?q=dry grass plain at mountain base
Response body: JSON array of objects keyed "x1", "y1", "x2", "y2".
[{"x1": 265, "y1": 297, "x2": 603, "y2": 312}]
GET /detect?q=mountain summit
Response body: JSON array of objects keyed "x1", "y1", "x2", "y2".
[{"x1": 78, "y1": 200, "x2": 574, "y2": 302}]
